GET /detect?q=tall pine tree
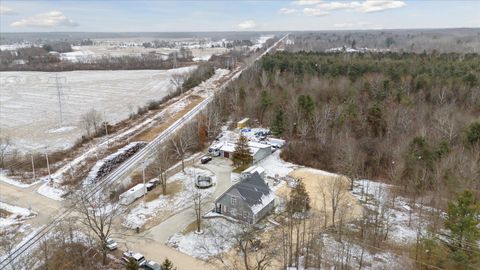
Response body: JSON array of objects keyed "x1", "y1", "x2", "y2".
[
  {"x1": 287, "y1": 179, "x2": 311, "y2": 214},
  {"x1": 271, "y1": 109, "x2": 284, "y2": 136},
  {"x1": 232, "y1": 134, "x2": 252, "y2": 170},
  {"x1": 445, "y1": 190, "x2": 480, "y2": 256},
  {"x1": 161, "y1": 258, "x2": 177, "y2": 270}
]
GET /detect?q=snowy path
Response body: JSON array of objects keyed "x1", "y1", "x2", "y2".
[{"x1": 0, "y1": 181, "x2": 61, "y2": 228}]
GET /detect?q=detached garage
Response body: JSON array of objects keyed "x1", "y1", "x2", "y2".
[{"x1": 218, "y1": 141, "x2": 272, "y2": 164}]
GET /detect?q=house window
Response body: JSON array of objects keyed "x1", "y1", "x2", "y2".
[
  {"x1": 243, "y1": 211, "x2": 247, "y2": 218},
  {"x1": 231, "y1": 197, "x2": 236, "y2": 206}
]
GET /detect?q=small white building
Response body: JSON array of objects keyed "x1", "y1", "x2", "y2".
[
  {"x1": 215, "y1": 141, "x2": 272, "y2": 164},
  {"x1": 241, "y1": 165, "x2": 266, "y2": 180}
]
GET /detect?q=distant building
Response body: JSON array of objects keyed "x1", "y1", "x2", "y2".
[
  {"x1": 237, "y1": 118, "x2": 249, "y2": 129},
  {"x1": 214, "y1": 172, "x2": 275, "y2": 224}
]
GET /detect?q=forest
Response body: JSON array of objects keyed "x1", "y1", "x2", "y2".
[
  {"x1": 215, "y1": 49, "x2": 479, "y2": 211},
  {"x1": 206, "y1": 50, "x2": 480, "y2": 268}
]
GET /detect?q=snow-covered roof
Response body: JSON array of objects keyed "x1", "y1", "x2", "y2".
[
  {"x1": 127, "y1": 184, "x2": 146, "y2": 193},
  {"x1": 251, "y1": 192, "x2": 275, "y2": 215},
  {"x1": 216, "y1": 172, "x2": 274, "y2": 213},
  {"x1": 218, "y1": 141, "x2": 271, "y2": 156},
  {"x1": 242, "y1": 165, "x2": 265, "y2": 176}
]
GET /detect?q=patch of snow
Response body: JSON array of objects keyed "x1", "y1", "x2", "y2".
[
  {"x1": 192, "y1": 55, "x2": 211, "y2": 62},
  {"x1": 0, "y1": 173, "x2": 38, "y2": 188},
  {"x1": 321, "y1": 234, "x2": 406, "y2": 269},
  {"x1": 37, "y1": 182, "x2": 66, "y2": 201},
  {"x1": 46, "y1": 126, "x2": 76, "y2": 134},
  {"x1": 122, "y1": 166, "x2": 216, "y2": 229},
  {"x1": 257, "y1": 151, "x2": 299, "y2": 178},
  {"x1": 167, "y1": 218, "x2": 241, "y2": 260},
  {"x1": 352, "y1": 179, "x2": 430, "y2": 244},
  {"x1": 0, "y1": 202, "x2": 37, "y2": 228}
]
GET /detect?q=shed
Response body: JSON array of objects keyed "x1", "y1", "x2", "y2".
[
  {"x1": 241, "y1": 165, "x2": 266, "y2": 180},
  {"x1": 237, "y1": 118, "x2": 249, "y2": 129}
]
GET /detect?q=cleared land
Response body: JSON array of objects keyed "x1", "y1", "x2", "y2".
[{"x1": 0, "y1": 67, "x2": 195, "y2": 152}]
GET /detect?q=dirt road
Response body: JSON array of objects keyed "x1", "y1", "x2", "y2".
[
  {"x1": 0, "y1": 181, "x2": 62, "y2": 227},
  {"x1": 114, "y1": 158, "x2": 234, "y2": 269}
]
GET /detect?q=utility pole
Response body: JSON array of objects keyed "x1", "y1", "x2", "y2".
[
  {"x1": 142, "y1": 161, "x2": 146, "y2": 207},
  {"x1": 173, "y1": 52, "x2": 177, "y2": 68},
  {"x1": 104, "y1": 111, "x2": 109, "y2": 147},
  {"x1": 31, "y1": 153, "x2": 36, "y2": 181},
  {"x1": 48, "y1": 74, "x2": 67, "y2": 127},
  {"x1": 45, "y1": 149, "x2": 51, "y2": 180}
]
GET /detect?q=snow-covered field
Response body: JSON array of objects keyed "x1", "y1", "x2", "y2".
[
  {"x1": 0, "y1": 66, "x2": 195, "y2": 152},
  {"x1": 123, "y1": 167, "x2": 216, "y2": 229}
]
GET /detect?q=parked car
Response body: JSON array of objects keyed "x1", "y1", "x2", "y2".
[
  {"x1": 146, "y1": 179, "x2": 160, "y2": 191},
  {"x1": 200, "y1": 156, "x2": 212, "y2": 164},
  {"x1": 122, "y1": 251, "x2": 146, "y2": 266},
  {"x1": 143, "y1": 260, "x2": 161, "y2": 270},
  {"x1": 106, "y1": 238, "x2": 117, "y2": 251}
]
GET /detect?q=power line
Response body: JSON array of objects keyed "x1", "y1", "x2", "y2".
[{"x1": 47, "y1": 74, "x2": 68, "y2": 127}]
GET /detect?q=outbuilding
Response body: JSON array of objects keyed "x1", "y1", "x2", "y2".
[{"x1": 218, "y1": 141, "x2": 271, "y2": 164}]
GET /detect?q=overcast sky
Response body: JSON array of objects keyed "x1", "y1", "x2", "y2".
[{"x1": 1, "y1": 0, "x2": 479, "y2": 32}]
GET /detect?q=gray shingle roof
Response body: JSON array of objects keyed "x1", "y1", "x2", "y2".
[{"x1": 218, "y1": 172, "x2": 271, "y2": 208}]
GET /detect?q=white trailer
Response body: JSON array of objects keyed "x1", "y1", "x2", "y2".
[{"x1": 119, "y1": 184, "x2": 147, "y2": 205}]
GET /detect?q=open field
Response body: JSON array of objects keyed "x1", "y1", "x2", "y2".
[
  {"x1": 60, "y1": 45, "x2": 228, "y2": 63},
  {"x1": 0, "y1": 67, "x2": 195, "y2": 152}
]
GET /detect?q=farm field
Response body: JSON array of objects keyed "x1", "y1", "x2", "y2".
[{"x1": 0, "y1": 66, "x2": 195, "y2": 152}]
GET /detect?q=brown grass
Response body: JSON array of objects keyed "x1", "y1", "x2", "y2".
[
  {"x1": 277, "y1": 168, "x2": 363, "y2": 227},
  {"x1": 133, "y1": 95, "x2": 203, "y2": 142},
  {"x1": 181, "y1": 221, "x2": 198, "y2": 234},
  {"x1": 144, "y1": 180, "x2": 183, "y2": 202},
  {"x1": 0, "y1": 209, "x2": 11, "y2": 218}
]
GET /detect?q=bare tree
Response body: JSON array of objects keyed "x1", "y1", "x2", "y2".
[
  {"x1": 73, "y1": 191, "x2": 119, "y2": 265},
  {"x1": 193, "y1": 191, "x2": 202, "y2": 233},
  {"x1": 80, "y1": 109, "x2": 103, "y2": 137},
  {"x1": 328, "y1": 177, "x2": 349, "y2": 226},
  {"x1": 0, "y1": 227, "x2": 42, "y2": 270},
  {"x1": 170, "y1": 73, "x2": 185, "y2": 94},
  {"x1": 170, "y1": 131, "x2": 194, "y2": 173},
  {"x1": 149, "y1": 145, "x2": 172, "y2": 195},
  {"x1": 0, "y1": 136, "x2": 12, "y2": 168},
  {"x1": 260, "y1": 69, "x2": 269, "y2": 90},
  {"x1": 234, "y1": 224, "x2": 277, "y2": 270}
]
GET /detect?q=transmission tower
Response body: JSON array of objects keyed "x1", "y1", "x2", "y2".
[{"x1": 48, "y1": 74, "x2": 68, "y2": 127}]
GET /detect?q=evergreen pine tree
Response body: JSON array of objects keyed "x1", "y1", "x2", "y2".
[
  {"x1": 445, "y1": 190, "x2": 480, "y2": 256},
  {"x1": 161, "y1": 258, "x2": 177, "y2": 270},
  {"x1": 125, "y1": 258, "x2": 139, "y2": 270},
  {"x1": 271, "y1": 109, "x2": 284, "y2": 136},
  {"x1": 286, "y1": 179, "x2": 311, "y2": 214},
  {"x1": 232, "y1": 134, "x2": 252, "y2": 170}
]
